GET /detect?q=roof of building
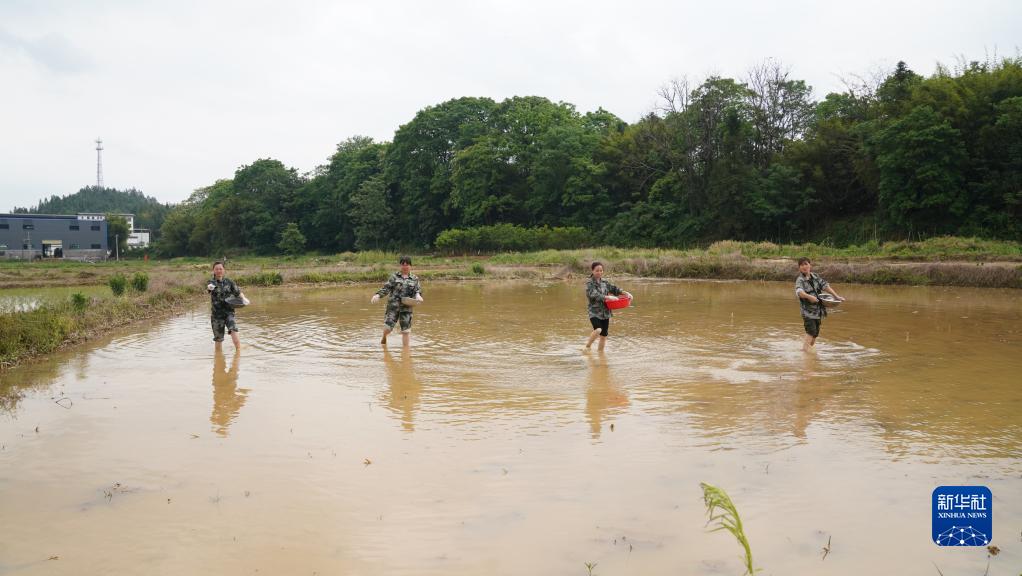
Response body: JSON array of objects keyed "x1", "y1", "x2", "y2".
[{"x1": 0, "y1": 213, "x2": 79, "y2": 220}]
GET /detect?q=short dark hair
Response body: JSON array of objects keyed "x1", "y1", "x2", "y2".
[
  {"x1": 399, "y1": 255, "x2": 412, "y2": 265},
  {"x1": 591, "y1": 261, "x2": 603, "y2": 270},
  {"x1": 797, "y1": 257, "x2": 811, "y2": 266},
  {"x1": 213, "y1": 261, "x2": 224, "y2": 269}
]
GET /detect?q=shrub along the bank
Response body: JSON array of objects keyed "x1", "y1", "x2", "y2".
[
  {"x1": 0, "y1": 286, "x2": 198, "y2": 367},
  {"x1": 108, "y1": 273, "x2": 127, "y2": 296},
  {"x1": 71, "y1": 292, "x2": 88, "y2": 312},
  {"x1": 131, "y1": 272, "x2": 150, "y2": 292},
  {"x1": 434, "y1": 224, "x2": 589, "y2": 254},
  {"x1": 234, "y1": 271, "x2": 283, "y2": 286}
]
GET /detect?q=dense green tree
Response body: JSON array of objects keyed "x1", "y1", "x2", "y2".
[
  {"x1": 387, "y1": 97, "x2": 496, "y2": 247},
  {"x1": 156, "y1": 56, "x2": 1022, "y2": 255},
  {"x1": 349, "y1": 176, "x2": 394, "y2": 250},
  {"x1": 155, "y1": 204, "x2": 196, "y2": 257},
  {"x1": 872, "y1": 105, "x2": 968, "y2": 234},
  {"x1": 297, "y1": 136, "x2": 388, "y2": 252},
  {"x1": 277, "y1": 222, "x2": 307, "y2": 255},
  {"x1": 877, "y1": 61, "x2": 923, "y2": 118}
]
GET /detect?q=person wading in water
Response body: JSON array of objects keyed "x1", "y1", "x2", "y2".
[{"x1": 794, "y1": 257, "x2": 845, "y2": 352}]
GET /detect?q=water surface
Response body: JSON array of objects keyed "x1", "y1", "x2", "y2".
[
  {"x1": 0, "y1": 286, "x2": 107, "y2": 313},
  {"x1": 1, "y1": 280, "x2": 1019, "y2": 575}
]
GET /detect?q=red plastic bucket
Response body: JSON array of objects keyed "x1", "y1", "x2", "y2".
[{"x1": 605, "y1": 295, "x2": 631, "y2": 310}]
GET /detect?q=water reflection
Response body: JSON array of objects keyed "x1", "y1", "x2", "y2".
[
  {"x1": 584, "y1": 351, "x2": 629, "y2": 439},
  {"x1": 0, "y1": 281, "x2": 1020, "y2": 575},
  {"x1": 791, "y1": 353, "x2": 822, "y2": 439},
  {"x1": 382, "y1": 346, "x2": 421, "y2": 432},
  {"x1": 0, "y1": 358, "x2": 66, "y2": 415},
  {"x1": 210, "y1": 348, "x2": 247, "y2": 437}
]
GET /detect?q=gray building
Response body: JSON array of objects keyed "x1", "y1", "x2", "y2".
[{"x1": 0, "y1": 213, "x2": 109, "y2": 261}]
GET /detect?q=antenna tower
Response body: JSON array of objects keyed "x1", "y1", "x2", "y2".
[{"x1": 95, "y1": 138, "x2": 104, "y2": 188}]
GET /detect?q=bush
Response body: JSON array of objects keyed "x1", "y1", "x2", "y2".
[
  {"x1": 471, "y1": 262, "x2": 485, "y2": 275},
  {"x1": 130, "y1": 272, "x2": 149, "y2": 292},
  {"x1": 235, "y1": 271, "x2": 283, "y2": 286},
  {"x1": 435, "y1": 224, "x2": 590, "y2": 254},
  {"x1": 292, "y1": 270, "x2": 390, "y2": 284},
  {"x1": 71, "y1": 292, "x2": 88, "y2": 313},
  {"x1": 108, "y1": 273, "x2": 128, "y2": 296},
  {"x1": 277, "y1": 222, "x2": 307, "y2": 256}
]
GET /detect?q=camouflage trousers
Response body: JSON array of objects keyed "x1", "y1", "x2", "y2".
[
  {"x1": 211, "y1": 313, "x2": 238, "y2": 341},
  {"x1": 383, "y1": 302, "x2": 413, "y2": 332}
]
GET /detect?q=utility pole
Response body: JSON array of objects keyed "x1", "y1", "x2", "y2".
[{"x1": 115, "y1": 234, "x2": 119, "y2": 261}]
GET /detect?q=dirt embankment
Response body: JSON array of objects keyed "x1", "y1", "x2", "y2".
[{"x1": 3, "y1": 255, "x2": 1021, "y2": 290}]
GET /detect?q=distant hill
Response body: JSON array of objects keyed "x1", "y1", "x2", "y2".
[{"x1": 13, "y1": 186, "x2": 174, "y2": 231}]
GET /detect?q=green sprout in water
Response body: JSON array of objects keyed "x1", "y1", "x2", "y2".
[{"x1": 700, "y1": 482, "x2": 757, "y2": 575}]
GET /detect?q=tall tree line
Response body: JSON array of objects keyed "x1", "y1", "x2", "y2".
[{"x1": 157, "y1": 57, "x2": 1022, "y2": 256}]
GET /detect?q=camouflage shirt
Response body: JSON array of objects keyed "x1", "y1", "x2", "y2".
[
  {"x1": 208, "y1": 277, "x2": 240, "y2": 318},
  {"x1": 794, "y1": 272, "x2": 829, "y2": 320},
  {"x1": 376, "y1": 272, "x2": 421, "y2": 308},
  {"x1": 586, "y1": 277, "x2": 623, "y2": 320}
]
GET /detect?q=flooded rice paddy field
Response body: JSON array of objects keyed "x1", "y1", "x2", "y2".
[
  {"x1": 0, "y1": 286, "x2": 107, "y2": 314},
  {"x1": 1, "y1": 280, "x2": 1020, "y2": 575}
]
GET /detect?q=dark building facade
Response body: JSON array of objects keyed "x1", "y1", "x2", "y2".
[{"x1": 0, "y1": 213, "x2": 109, "y2": 260}]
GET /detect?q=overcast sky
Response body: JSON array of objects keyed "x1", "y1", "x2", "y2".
[{"x1": 2, "y1": 0, "x2": 1019, "y2": 211}]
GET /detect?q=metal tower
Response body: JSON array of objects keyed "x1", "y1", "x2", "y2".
[{"x1": 95, "y1": 138, "x2": 104, "y2": 188}]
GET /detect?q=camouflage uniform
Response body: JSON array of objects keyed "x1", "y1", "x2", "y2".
[
  {"x1": 794, "y1": 272, "x2": 828, "y2": 337},
  {"x1": 586, "y1": 277, "x2": 623, "y2": 320},
  {"x1": 208, "y1": 277, "x2": 241, "y2": 341},
  {"x1": 376, "y1": 272, "x2": 422, "y2": 332}
]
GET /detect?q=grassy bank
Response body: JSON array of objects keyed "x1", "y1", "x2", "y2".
[
  {"x1": 1, "y1": 237, "x2": 1020, "y2": 293},
  {"x1": 579, "y1": 252, "x2": 1019, "y2": 288},
  {"x1": 0, "y1": 284, "x2": 200, "y2": 369}
]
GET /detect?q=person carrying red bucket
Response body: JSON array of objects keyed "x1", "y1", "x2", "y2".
[{"x1": 584, "y1": 261, "x2": 632, "y2": 352}]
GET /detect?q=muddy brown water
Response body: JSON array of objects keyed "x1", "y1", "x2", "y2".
[{"x1": 1, "y1": 280, "x2": 1020, "y2": 575}]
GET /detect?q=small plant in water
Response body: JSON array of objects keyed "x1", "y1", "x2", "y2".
[
  {"x1": 108, "y1": 273, "x2": 127, "y2": 296},
  {"x1": 583, "y1": 561, "x2": 597, "y2": 576},
  {"x1": 700, "y1": 482, "x2": 757, "y2": 575},
  {"x1": 471, "y1": 262, "x2": 485, "y2": 275}
]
